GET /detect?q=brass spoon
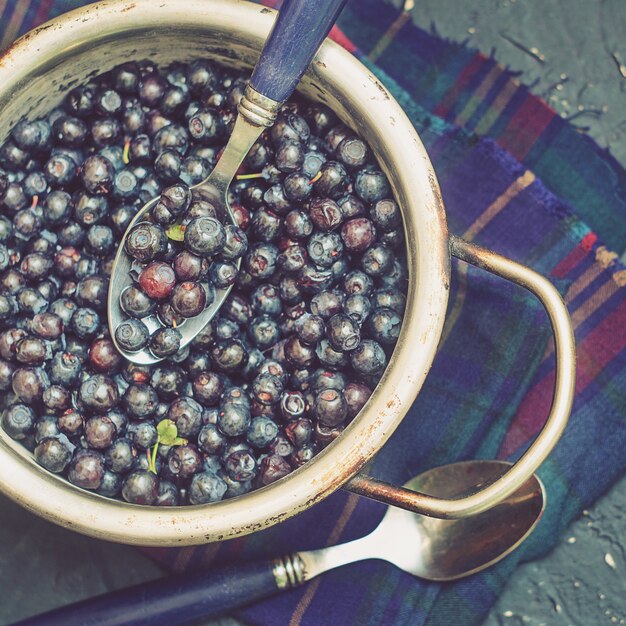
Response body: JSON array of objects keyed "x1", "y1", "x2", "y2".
[
  {"x1": 16, "y1": 460, "x2": 545, "y2": 626},
  {"x1": 107, "y1": 0, "x2": 347, "y2": 364}
]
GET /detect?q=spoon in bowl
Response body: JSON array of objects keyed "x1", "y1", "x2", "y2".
[
  {"x1": 108, "y1": 0, "x2": 348, "y2": 364},
  {"x1": 15, "y1": 460, "x2": 545, "y2": 626}
]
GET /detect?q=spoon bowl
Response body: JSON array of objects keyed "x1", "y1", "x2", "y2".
[{"x1": 107, "y1": 111, "x2": 267, "y2": 364}]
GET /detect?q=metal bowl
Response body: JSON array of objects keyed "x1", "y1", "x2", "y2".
[{"x1": 0, "y1": 0, "x2": 575, "y2": 546}]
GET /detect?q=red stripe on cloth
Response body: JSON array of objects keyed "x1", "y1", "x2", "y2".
[
  {"x1": 329, "y1": 25, "x2": 357, "y2": 53},
  {"x1": 551, "y1": 232, "x2": 598, "y2": 279},
  {"x1": 498, "y1": 97, "x2": 556, "y2": 161},
  {"x1": 500, "y1": 298, "x2": 626, "y2": 456},
  {"x1": 433, "y1": 54, "x2": 487, "y2": 118}
]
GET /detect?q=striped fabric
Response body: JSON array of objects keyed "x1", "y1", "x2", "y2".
[{"x1": 3, "y1": 1, "x2": 626, "y2": 625}]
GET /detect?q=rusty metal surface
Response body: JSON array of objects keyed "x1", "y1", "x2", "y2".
[{"x1": 0, "y1": 0, "x2": 451, "y2": 545}]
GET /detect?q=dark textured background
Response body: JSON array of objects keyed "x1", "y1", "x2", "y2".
[{"x1": 1, "y1": 1, "x2": 625, "y2": 625}]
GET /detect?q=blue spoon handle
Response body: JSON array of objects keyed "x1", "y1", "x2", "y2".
[
  {"x1": 10, "y1": 559, "x2": 295, "y2": 626},
  {"x1": 250, "y1": 0, "x2": 347, "y2": 103}
]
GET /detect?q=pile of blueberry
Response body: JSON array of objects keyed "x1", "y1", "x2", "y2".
[
  {"x1": 0, "y1": 59, "x2": 407, "y2": 506},
  {"x1": 116, "y1": 185, "x2": 247, "y2": 357}
]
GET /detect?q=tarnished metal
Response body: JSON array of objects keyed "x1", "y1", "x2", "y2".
[
  {"x1": 272, "y1": 554, "x2": 306, "y2": 589},
  {"x1": 298, "y1": 461, "x2": 545, "y2": 582},
  {"x1": 0, "y1": 0, "x2": 573, "y2": 547},
  {"x1": 344, "y1": 236, "x2": 575, "y2": 518}
]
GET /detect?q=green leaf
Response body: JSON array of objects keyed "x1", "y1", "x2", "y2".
[
  {"x1": 156, "y1": 419, "x2": 188, "y2": 447},
  {"x1": 166, "y1": 223, "x2": 185, "y2": 241}
]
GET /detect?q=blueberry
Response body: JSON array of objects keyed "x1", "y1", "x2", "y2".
[
  {"x1": 192, "y1": 371, "x2": 224, "y2": 406},
  {"x1": 313, "y1": 388, "x2": 347, "y2": 427},
  {"x1": 246, "y1": 416, "x2": 279, "y2": 449},
  {"x1": 43, "y1": 190, "x2": 73, "y2": 226},
  {"x1": 68, "y1": 449, "x2": 105, "y2": 490},
  {"x1": 326, "y1": 313, "x2": 360, "y2": 351},
  {"x1": 251, "y1": 373, "x2": 284, "y2": 405},
  {"x1": 91, "y1": 117, "x2": 121, "y2": 147},
  {"x1": 0, "y1": 359, "x2": 15, "y2": 390},
  {"x1": 371, "y1": 198, "x2": 401, "y2": 231},
  {"x1": 78, "y1": 374, "x2": 119, "y2": 413},
  {"x1": 336, "y1": 136, "x2": 368, "y2": 169},
  {"x1": 34, "y1": 437, "x2": 73, "y2": 473},
  {"x1": 123, "y1": 383, "x2": 158, "y2": 419},
  {"x1": 250, "y1": 283, "x2": 282, "y2": 317},
  {"x1": 50, "y1": 351, "x2": 82, "y2": 387},
  {"x1": 354, "y1": 165, "x2": 390, "y2": 203},
  {"x1": 125, "y1": 222, "x2": 168, "y2": 262},
  {"x1": 86, "y1": 224, "x2": 114, "y2": 256},
  {"x1": 167, "y1": 397, "x2": 203, "y2": 438},
  {"x1": 343, "y1": 270, "x2": 374, "y2": 296},
  {"x1": 138, "y1": 261, "x2": 176, "y2": 300},
  {"x1": 115, "y1": 318, "x2": 150, "y2": 352},
  {"x1": 315, "y1": 338, "x2": 348, "y2": 369},
  {"x1": 361, "y1": 244, "x2": 393, "y2": 277},
  {"x1": 70, "y1": 307, "x2": 101, "y2": 339},
  {"x1": 365, "y1": 307, "x2": 402, "y2": 345},
  {"x1": 310, "y1": 290, "x2": 343, "y2": 319},
  {"x1": 343, "y1": 382, "x2": 372, "y2": 419},
  {"x1": 42, "y1": 385, "x2": 71, "y2": 412},
  {"x1": 129, "y1": 421, "x2": 158, "y2": 450},
  {"x1": 184, "y1": 216, "x2": 226, "y2": 257},
  {"x1": 120, "y1": 285, "x2": 156, "y2": 318},
  {"x1": 307, "y1": 231, "x2": 344, "y2": 268},
  {"x1": 341, "y1": 217, "x2": 376, "y2": 253},
  {"x1": 256, "y1": 454, "x2": 291, "y2": 486},
  {"x1": 150, "y1": 365, "x2": 186, "y2": 400},
  {"x1": 2, "y1": 403, "x2": 36, "y2": 440},
  {"x1": 310, "y1": 368, "x2": 347, "y2": 393},
  {"x1": 156, "y1": 480, "x2": 180, "y2": 506},
  {"x1": 121, "y1": 469, "x2": 159, "y2": 504},
  {"x1": 84, "y1": 415, "x2": 117, "y2": 449},
  {"x1": 248, "y1": 315, "x2": 280, "y2": 350},
  {"x1": 172, "y1": 250, "x2": 207, "y2": 282},
  {"x1": 285, "y1": 210, "x2": 313, "y2": 242},
  {"x1": 283, "y1": 336, "x2": 315, "y2": 369},
  {"x1": 169, "y1": 281, "x2": 207, "y2": 318},
  {"x1": 96, "y1": 470, "x2": 122, "y2": 497},
  {"x1": 12, "y1": 367, "x2": 49, "y2": 403},
  {"x1": 249, "y1": 207, "x2": 281, "y2": 243},
  {"x1": 245, "y1": 243, "x2": 278, "y2": 279},
  {"x1": 350, "y1": 339, "x2": 387, "y2": 377},
  {"x1": 81, "y1": 155, "x2": 115, "y2": 194},
  {"x1": 105, "y1": 437, "x2": 135, "y2": 473},
  {"x1": 149, "y1": 327, "x2": 182, "y2": 357},
  {"x1": 308, "y1": 197, "x2": 343, "y2": 232},
  {"x1": 221, "y1": 224, "x2": 248, "y2": 260},
  {"x1": 167, "y1": 444, "x2": 202, "y2": 479},
  {"x1": 53, "y1": 115, "x2": 88, "y2": 147},
  {"x1": 211, "y1": 339, "x2": 247, "y2": 373},
  {"x1": 223, "y1": 448, "x2": 257, "y2": 482},
  {"x1": 111, "y1": 168, "x2": 139, "y2": 200},
  {"x1": 285, "y1": 417, "x2": 313, "y2": 448},
  {"x1": 188, "y1": 470, "x2": 227, "y2": 504},
  {"x1": 188, "y1": 109, "x2": 224, "y2": 144},
  {"x1": 217, "y1": 401, "x2": 251, "y2": 437},
  {"x1": 343, "y1": 293, "x2": 371, "y2": 325}
]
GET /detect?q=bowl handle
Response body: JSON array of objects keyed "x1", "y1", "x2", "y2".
[{"x1": 344, "y1": 235, "x2": 576, "y2": 519}]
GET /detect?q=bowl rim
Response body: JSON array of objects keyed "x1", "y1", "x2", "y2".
[{"x1": 0, "y1": 0, "x2": 450, "y2": 545}]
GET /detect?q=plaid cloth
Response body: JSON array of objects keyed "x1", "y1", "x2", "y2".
[{"x1": 4, "y1": 1, "x2": 626, "y2": 625}]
